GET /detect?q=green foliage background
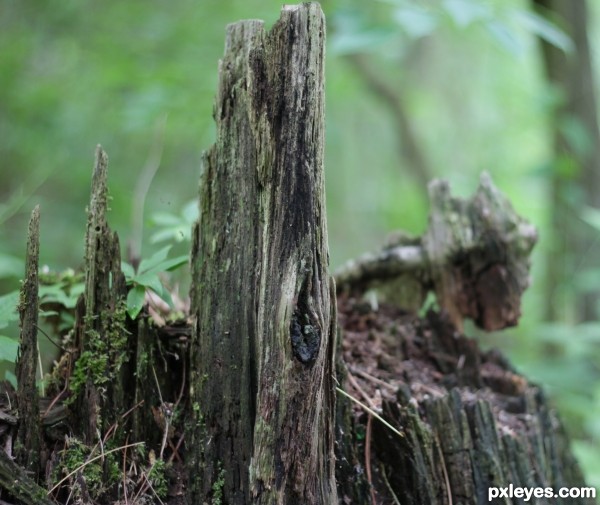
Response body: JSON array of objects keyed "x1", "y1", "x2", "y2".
[{"x1": 2, "y1": 0, "x2": 600, "y2": 487}]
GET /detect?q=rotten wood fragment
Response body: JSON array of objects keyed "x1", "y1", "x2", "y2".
[
  {"x1": 0, "y1": 449, "x2": 54, "y2": 505},
  {"x1": 187, "y1": 4, "x2": 337, "y2": 503},
  {"x1": 335, "y1": 173, "x2": 537, "y2": 331},
  {"x1": 15, "y1": 206, "x2": 42, "y2": 476}
]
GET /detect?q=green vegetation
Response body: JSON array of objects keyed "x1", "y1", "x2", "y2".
[
  {"x1": 211, "y1": 464, "x2": 226, "y2": 505},
  {"x1": 122, "y1": 245, "x2": 187, "y2": 319},
  {"x1": 67, "y1": 303, "x2": 129, "y2": 406},
  {"x1": 53, "y1": 436, "x2": 121, "y2": 501},
  {"x1": 146, "y1": 456, "x2": 169, "y2": 500}
]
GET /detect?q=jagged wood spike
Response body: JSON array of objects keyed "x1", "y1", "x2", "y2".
[
  {"x1": 74, "y1": 145, "x2": 128, "y2": 444},
  {"x1": 15, "y1": 205, "x2": 42, "y2": 476}
]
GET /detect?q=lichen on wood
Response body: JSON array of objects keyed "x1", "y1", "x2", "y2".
[{"x1": 187, "y1": 3, "x2": 336, "y2": 503}]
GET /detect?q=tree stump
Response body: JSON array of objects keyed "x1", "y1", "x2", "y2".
[
  {"x1": 187, "y1": 3, "x2": 337, "y2": 504},
  {"x1": 0, "y1": 4, "x2": 595, "y2": 505},
  {"x1": 334, "y1": 179, "x2": 595, "y2": 505}
]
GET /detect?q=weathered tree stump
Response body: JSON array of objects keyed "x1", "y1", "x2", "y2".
[
  {"x1": 334, "y1": 178, "x2": 595, "y2": 505},
  {"x1": 187, "y1": 3, "x2": 337, "y2": 504}
]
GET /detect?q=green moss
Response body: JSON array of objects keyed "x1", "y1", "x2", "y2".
[
  {"x1": 211, "y1": 464, "x2": 226, "y2": 505},
  {"x1": 53, "y1": 437, "x2": 120, "y2": 501},
  {"x1": 193, "y1": 401, "x2": 203, "y2": 427},
  {"x1": 147, "y1": 458, "x2": 169, "y2": 499},
  {"x1": 67, "y1": 300, "x2": 130, "y2": 406}
]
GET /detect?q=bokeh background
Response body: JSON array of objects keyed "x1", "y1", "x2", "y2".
[{"x1": 2, "y1": 0, "x2": 600, "y2": 487}]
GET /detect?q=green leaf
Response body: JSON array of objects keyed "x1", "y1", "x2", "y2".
[
  {"x1": 121, "y1": 262, "x2": 136, "y2": 281},
  {"x1": 145, "y1": 255, "x2": 188, "y2": 274},
  {"x1": 39, "y1": 310, "x2": 60, "y2": 317},
  {"x1": 0, "y1": 335, "x2": 18, "y2": 362},
  {"x1": 151, "y1": 212, "x2": 182, "y2": 227},
  {"x1": 134, "y1": 272, "x2": 164, "y2": 297},
  {"x1": 182, "y1": 200, "x2": 198, "y2": 223},
  {"x1": 581, "y1": 206, "x2": 600, "y2": 232},
  {"x1": 127, "y1": 284, "x2": 147, "y2": 320},
  {"x1": 0, "y1": 291, "x2": 20, "y2": 330},
  {"x1": 392, "y1": 5, "x2": 438, "y2": 38},
  {"x1": 484, "y1": 19, "x2": 523, "y2": 56},
  {"x1": 4, "y1": 370, "x2": 16, "y2": 388},
  {"x1": 137, "y1": 246, "x2": 172, "y2": 274},
  {"x1": 442, "y1": 0, "x2": 490, "y2": 28},
  {"x1": 0, "y1": 253, "x2": 23, "y2": 280},
  {"x1": 39, "y1": 283, "x2": 81, "y2": 309},
  {"x1": 134, "y1": 256, "x2": 188, "y2": 280},
  {"x1": 514, "y1": 10, "x2": 573, "y2": 53},
  {"x1": 150, "y1": 228, "x2": 183, "y2": 244}
]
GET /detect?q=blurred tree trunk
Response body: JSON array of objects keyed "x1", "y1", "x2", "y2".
[
  {"x1": 347, "y1": 54, "x2": 433, "y2": 191},
  {"x1": 532, "y1": 0, "x2": 600, "y2": 321}
]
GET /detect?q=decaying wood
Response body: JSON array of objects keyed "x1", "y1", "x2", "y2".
[
  {"x1": 335, "y1": 173, "x2": 538, "y2": 331},
  {"x1": 1, "y1": 5, "x2": 594, "y2": 505},
  {"x1": 187, "y1": 4, "x2": 336, "y2": 503},
  {"x1": 73, "y1": 145, "x2": 129, "y2": 444},
  {"x1": 336, "y1": 299, "x2": 595, "y2": 505},
  {"x1": 15, "y1": 206, "x2": 42, "y2": 476},
  {"x1": 0, "y1": 449, "x2": 54, "y2": 505}
]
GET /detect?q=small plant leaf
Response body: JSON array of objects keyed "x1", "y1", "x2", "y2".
[
  {"x1": 143, "y1": 255, "x2": 188, "y2": 275},
  {"x1": 0, "y1": 291, "x2": 20, "y2": 330},
  {"x1": 392, "y1": 5, "x2": 438, "y2": 38},
  {"x1": 581, "y1": 206, "x2": 600, "y2": 232},
  {"x1": 4, "y1": 370, "x2": 16, "y2": 388},
  {"x1": 134, "y1": 273, "x2": 164, "y2": 298},
  {"x1": 127, "y1": 284, "x2": 147, "y2": 319},
  {"x1": 484, "y1": 19, "x2": 523, "y2": 56},
  {"x1": 514, "y1": 9, "x2": 573, "y2": 53},
  {"x1": 0, "y1": 335, "x2": 18, "y2": 362},
  {"x1": 39, "y1": 283, "x2": 82, "y2": 309},
  {"x1": 0, "y1": 253, "x2": 23, "y2": 280},
  {"x1": 121, "y1": 262, "x2": 136, "y2": 281},
  {"x1": 442, "y1": 0, "x2": 490, "y2": 28},
  {"x1": 137, "y1": 246, "x2": 172, "y2": 274}
]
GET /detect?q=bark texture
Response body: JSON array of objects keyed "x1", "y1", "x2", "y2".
[
  {"x1": 15, "y1": 206, "x2": 42, "y2": 475},
  {"x1": 187, "y1": 4, "x2": 337, "y2": 504},
  {"x1": 74, "y1": 146, "x2": 129, "y2": 444},
  {"x1": 0, "y1": 449, "x2": 53, "y2": 505}
]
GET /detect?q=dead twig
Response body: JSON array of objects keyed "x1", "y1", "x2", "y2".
[{"x1": 365, "y1": 413, "x2": 376, "y2": 505}]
